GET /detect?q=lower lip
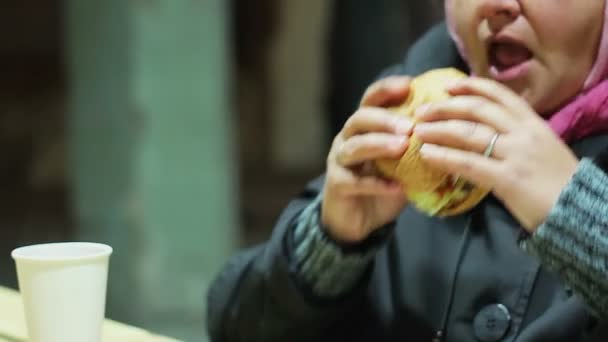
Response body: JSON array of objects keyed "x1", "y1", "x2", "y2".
[{"x1": 489, "y1": 60, "x2": 531, "y2": 82}]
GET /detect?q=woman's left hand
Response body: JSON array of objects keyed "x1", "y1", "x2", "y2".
[{"x1": 413, "y1": 77, "x2": 579, "y2": 232}]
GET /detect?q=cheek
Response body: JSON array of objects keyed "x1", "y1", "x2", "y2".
[
  {"x1": 532, "y1": 2, "x2": 603, "y2": 67},
  {"x1": 532, "y1": 3, "x2": 603, "y2": 105},
  {"x1": 541, "y1": 23, "x2": 598, "y2": 60}
]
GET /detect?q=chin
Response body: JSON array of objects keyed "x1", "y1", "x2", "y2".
[{"x1": 471, "y1": 63, "x2": 553, "y2": 114}]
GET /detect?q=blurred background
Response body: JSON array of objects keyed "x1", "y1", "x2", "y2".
[{"x1": 0, "y1": 1, "x2": 442, "y2": 340}]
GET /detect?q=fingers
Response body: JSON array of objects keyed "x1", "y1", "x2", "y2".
[
  {"x1": 327, "y1": 166, "x2": 403, "y2": 196},
  {"x1": 327, "y1": 129, "x2": 408, "y2": 197},
  {"x1": 342, "y1": 76, "x2": 412, "y2": 139},
  {"x1": 360, "y1": 76, "x2": 411, "y2": 107},
  {"x1": 414, "y1": 120, "x2": 503, "y2": 158},
  {"x1": 343, "y1": 107, "x2": 413, "y2": 139},
  {"x1": 414, "y1": 95, "x2": 516, "y2": 133},
  {"x1": 446, "y1": 77, "x2": 531, "y2": 118},
  {"x1": 336, "y1": 133, "x2": 408, "y2": 167},
  {"x1": 419, "y1": 143, "x2": 504, "y2": 190},
  {"x1": 324, "y1": 75, "x2": 411, "y2": 199}
]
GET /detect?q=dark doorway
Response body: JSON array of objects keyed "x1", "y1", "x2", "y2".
[{"x1": 0, "y1": 2, "x2": 72, "y2": 287}]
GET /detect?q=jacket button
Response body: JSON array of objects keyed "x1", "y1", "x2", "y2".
[{"x1": 473, "y1": 303, "x2": 511, "y2": 342}]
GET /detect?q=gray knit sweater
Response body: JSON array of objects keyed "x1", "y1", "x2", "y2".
[{"x1": 291, "y1": 158, "x2": 608, "y2": 316}]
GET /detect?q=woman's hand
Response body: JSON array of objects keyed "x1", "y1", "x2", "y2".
[
  {"x1": 413, "y1": 77, "x2": 579, "y2": 232},
  {"x1": 321, "y1": 76, "x2": 413, "y2": 243}
]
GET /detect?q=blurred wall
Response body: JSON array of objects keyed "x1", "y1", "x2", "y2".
[
  {"x1": 66, "y1": 1, "x2": 236, "y2": 340},
  {"x1": 327, "y1": 0, "x2": 444, "y2": 136},
  {"x1": 270, "y1": 0, "x2": 331, "y2": 170}
]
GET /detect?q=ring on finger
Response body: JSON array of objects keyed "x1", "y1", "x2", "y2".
[
  {"x1": 483, "y1": 133, "x2": 500, "y2": 158},
  {"x1": 452, "y1": 132, "x2": 500, "y2": 186}
]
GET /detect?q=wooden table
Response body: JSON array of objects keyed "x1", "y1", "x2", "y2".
[{"x1": 0, "y1": 287, "x2": 180, "y2": 342}]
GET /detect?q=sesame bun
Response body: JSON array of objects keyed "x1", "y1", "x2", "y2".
[{"x1": 375, "y1": 68, "x2": 490, "y2": 216}]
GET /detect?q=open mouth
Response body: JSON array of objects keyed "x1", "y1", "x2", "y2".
[{"x1": 487, "y1": 39, "x2": 533, "y2": 81}]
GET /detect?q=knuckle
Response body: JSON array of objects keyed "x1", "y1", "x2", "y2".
[
  {"x1": 347, "y1": 108, "x2": 367, "y2": 122},
  {"x1": 341, "y1": 139, "x2": 359, "y2": 158},
  {"x1": 342, "y1": 115, "x2": 357, "y2": 133},
  {"x1": 329, "y1": 138, "x2": 343, "y2": 161},
  {"x1": 330, "y1": 134, "x2": 343, "y2": 150}
]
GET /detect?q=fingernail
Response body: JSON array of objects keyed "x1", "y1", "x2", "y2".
[
  {"x1": 391, "y1": 136, "x2": 408, "y2": 147},
  {"x1": 419, "y1": 144, "x2": 439, "y2": 157},
  {"x1": 415, "y1": 104, "x2": 430, "y2": 118},
  {"x1": 395, "y1": 119, "x2": 413, "y2": 134},
  {"x1": 384, "y1": 77, "x2": 409, "y2": 90},
  {"x1": 446, "y1": 79, "x2": 464, "y2": 90}
]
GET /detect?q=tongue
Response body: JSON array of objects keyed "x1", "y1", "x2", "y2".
[{"x1": 493, "y1": 42, "x2": 531, "y2": 69}]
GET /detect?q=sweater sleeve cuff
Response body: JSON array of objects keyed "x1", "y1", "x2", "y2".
[
  {"x1": 289, "y1": 194, "x2": 393, "y2": 299},
  {"x1": 522, "y1": 158, "x2": 608, "y2": 315}
]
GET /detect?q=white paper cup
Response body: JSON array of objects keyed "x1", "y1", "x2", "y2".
[{"x1": 12, "y1": 242, "x2": 112, "y2": 342}]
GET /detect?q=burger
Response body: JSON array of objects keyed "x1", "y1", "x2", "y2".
[{"x1": 375, "y1": 68, "x2": 490, "y2": 216}]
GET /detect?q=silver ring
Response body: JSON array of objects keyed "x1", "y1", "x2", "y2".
[
  {"x1": 452, "y1": 133, "x2": 500, "y2": 186},
  {"x1": 483, "y1": 133, "x2": 500, "y2": 158}
]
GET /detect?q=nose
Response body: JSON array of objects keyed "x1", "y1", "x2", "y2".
[{"x1": 479, "y1": 0, "x2": 521, "y2": 33}]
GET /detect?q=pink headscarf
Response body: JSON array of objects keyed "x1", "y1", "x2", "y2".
[{"x1": 445, "y1": 1, "x2": 608, "y2": 143}]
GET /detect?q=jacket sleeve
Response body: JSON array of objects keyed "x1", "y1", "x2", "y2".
[
  {"x1": 206, "y1": 21, "x2": 465, "y2": 342},
  {"x1": 206, "y1": 176, "x2": 375, "y2": 342},
  {"x1": 522, "y1": 158, "x2": 608, "y2": 318},
  {"x1": 290, "y1": 194, "x2": 388, "y2": 298}
]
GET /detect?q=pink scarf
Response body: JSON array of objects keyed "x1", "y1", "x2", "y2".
[
  {"x1": 548, "y1": 80, "x2": 608, "y2": 143},
  {"x1": 445, "y1": 1, "x2": 608, "y2": 143}
]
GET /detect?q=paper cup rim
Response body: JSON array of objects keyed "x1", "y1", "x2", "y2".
[{"x1": 11, "y1": 242, "x2": 113, "y2": 263}]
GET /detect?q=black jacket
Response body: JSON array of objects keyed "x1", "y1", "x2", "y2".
[{"x1": 207, "y1": 23, "x2": 608, "y2": 342}]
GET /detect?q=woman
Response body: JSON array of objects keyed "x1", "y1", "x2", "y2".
[
  {"x1": 208, "y1": 1, "x2": 608, "y2": 341},
  {"x1": 414, "y1": 0, "x2": 608, "y2": 317}
]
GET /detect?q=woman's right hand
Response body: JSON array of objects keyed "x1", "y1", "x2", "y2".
[{"x1": 321, "y1": 76, "x2": 413, "y2": 243}]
